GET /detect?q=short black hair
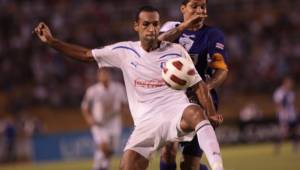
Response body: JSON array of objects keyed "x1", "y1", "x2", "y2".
[
  {"x1": 182, "y1": 0, "x2": 208, "y2": 5},
  {"x1": 182, "y1": 0, "x2": 190, "y2": 5},
  {"x1": 135, "y1": 5, "x2": 159, "y2": 22}
]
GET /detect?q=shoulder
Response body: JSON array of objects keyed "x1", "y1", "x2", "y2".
[
  {"x1": 160, "y1": 21, "x2": 181, "y2": 33},
  {"x1": 109, "y1": 41, "x2": 137, "y2": 48},
  {"x1": 161, "y1": 41, "x2": 184, "y2": 51},
  {"x1": 205, "y1": 25, "x2": 225, "y2": 38},
  {"x1": 87, "y1": 83, "x2": 101, "y2": 93},
  {"x1": 274, "y1": 87, "x2": 284, "y2": 98}
]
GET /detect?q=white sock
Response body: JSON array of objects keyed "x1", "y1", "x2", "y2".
[
  {"x1": 93, "y1": 150, "x2": 109, "y2": 170},
  {"x1": 195, "y1": 120, "x2": 224, "y2": 170}
]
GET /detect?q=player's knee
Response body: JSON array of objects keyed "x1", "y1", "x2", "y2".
[
  {"x1": 182, "y1": 105, "x2": 206, "y2": 130},
  {"x1": 120, "y1": 150, "x2": 149, "y2": 170},
  {"x1": 100, "y1": 143, "x2": 112, "y2": 157}
]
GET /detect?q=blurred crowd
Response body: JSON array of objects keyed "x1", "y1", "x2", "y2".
[
  {"x1": 0, "y1": 112, "x2": 44, "y2": 163},
  {"x1": 0, "y1": 0, "x2": 299, "y2": 107},
  {"x1": 1, "y1": 0, "x2": 299, "y2": 164}
]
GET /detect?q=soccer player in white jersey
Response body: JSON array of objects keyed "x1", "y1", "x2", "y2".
[
  {"x1": 81, "y1": 68, "x2": 127, "y2": 170},
  {"x1": 34, "y1": 5, "x2": 224, "y2": 170},
  {"x1": 273, "y1": 77, "x2": 299, "y2": 153}
]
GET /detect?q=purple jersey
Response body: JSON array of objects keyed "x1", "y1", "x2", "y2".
[{"x1": 161, "y1": 21, "x2": 228, "y2": 108}]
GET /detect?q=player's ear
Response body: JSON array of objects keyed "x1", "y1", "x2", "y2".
[
  {"x1": 180, "y1": 5, "x2": 185, "y2": 14},
  {"x1": 133, "y1": 21, "x2": 139, "y2": 32}
]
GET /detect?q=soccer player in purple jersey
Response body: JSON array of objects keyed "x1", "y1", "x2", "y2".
[{"x1": 159, "y1": 0, "x2": 229, "y2": 169}]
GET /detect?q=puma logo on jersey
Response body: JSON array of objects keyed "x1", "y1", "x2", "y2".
[{"x1": 130, "y1": 61, "x2": 138, "y2": 68}]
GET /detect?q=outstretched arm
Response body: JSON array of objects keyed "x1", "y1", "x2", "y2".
[
  {"x1": 34, "y1": 22, "x2": 94, "y2": 62},
  {"x1": 158, "y1": 14, "x2": 207, "y2": 42},
  {"x1": 206, "y1": 69, "x2": 228, "y2": 90},
  {"x1": 192, "y1": 81, "x2": 223, "y2": 126}
]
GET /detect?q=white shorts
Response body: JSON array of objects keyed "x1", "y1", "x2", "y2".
[
  {"x1": 91, "y1": 116, "x2": 121, "y2": 150},
  {"x1": 124, "y1": 103, "x2": 196, "y2": 159}
]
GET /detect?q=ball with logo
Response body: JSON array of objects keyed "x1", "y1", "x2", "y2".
[{"x1": 162, "y1": 57, "x2": 196, "y2": 90}]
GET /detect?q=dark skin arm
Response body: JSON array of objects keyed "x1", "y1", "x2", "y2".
[
  {"x1": 206, "y1": 69, "x2": 228, "y2": 90},
  {"x1": 34, "y1": 22, "x2": 94, "y2": 62},
  {"x1": 158, "y1": 15, "x2": 205, "y2": 42},
  {"x1": 192, "y1": 81, "x2": 223, "y2": 126}
]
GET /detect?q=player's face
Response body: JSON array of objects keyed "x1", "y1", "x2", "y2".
[
  {"x1": 134, "y1": 11, "x2": 160, "y2": 42},
  {"x1": 181, "y1": 0, "x2": 207, "y2": 23}
]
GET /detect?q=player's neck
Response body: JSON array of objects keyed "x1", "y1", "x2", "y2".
[
  {"x1": 101, "y1": 81, "x2": 109, "y2": 89},
  {"x1": 189, "y1": 23, "x2": 204, "y2": 31},
  {"x1": 140, "y1": 40, "x2": 160, "y2": 52}
]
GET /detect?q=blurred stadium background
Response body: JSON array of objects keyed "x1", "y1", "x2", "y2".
[{"x1": 0, "y1": 0, "x2": 299, "y2": 169}]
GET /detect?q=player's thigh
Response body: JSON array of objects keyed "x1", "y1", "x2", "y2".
[
  {"x1": 160, "y1": 142, "x2": 178, "y2": 163},
  {"x1": 120, "y1": 150, "x2": 149, "y2": 170}
]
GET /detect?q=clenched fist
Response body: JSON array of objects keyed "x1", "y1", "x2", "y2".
[
  {"x1": 208, "y1": 114, "x2": 223, "y2": 128},
  {"x1": 33, "y1": 22, "x2": 53, "y2": 43}
]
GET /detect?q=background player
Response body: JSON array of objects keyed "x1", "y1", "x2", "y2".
[
  {"x1": 273, "y1": 76, "x2": 299, "y2": 154},
  {"x1": 81, "y1": 68, "x2": 128, "y2": 170},
  {"x1": 34, "y1": 5, "x2": 224, "y2": 170},
  {"x1": 159, "y1": 0, "x2": 229, "y2": 169}
]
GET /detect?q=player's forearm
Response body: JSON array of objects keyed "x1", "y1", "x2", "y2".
[
  {"x1": 207, "y1": 69, "x2": 228, "y2": 90},
  {"x1": 81, "y1": 108, "x2": 93, "y2": 125},
  {"x1": 158, "y1": 24, "x2": 186, "y2": 42},
  {"x1": 194, "y1": 81, "x2": 217, "y2": 116},
  {"x1": 48, "y1": 38, "x2": 94, "y2": 62}
]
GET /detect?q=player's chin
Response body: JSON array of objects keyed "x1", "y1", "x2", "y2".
[{"x1": 145, "y1": 36, "x2": 157, "y2": 41}]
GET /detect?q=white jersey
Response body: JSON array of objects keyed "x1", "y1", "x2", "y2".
[
  {"x1": 273, "y1": 87, "x2": 297, "y2": 122},
  {"x1": 92, "y1": 41, "x2": 202, "y2": 126},
  {"x1": 160, "y1": 21, "x2": 181, "y2": 33},
  {"x1": 81, "y1": 82, "x2": 127, "y2": 123}
]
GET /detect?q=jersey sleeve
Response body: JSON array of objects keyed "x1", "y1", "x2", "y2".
[
  {"x1": 208, "y1": 29, "x2": 228, "y2": 62},
  {"x1": 179, "y1": 45, "x2": 202, "y2": 87},
  {"x1": 91, "y1": 43, "x2": 123, "y2": 68},
  {"x1": 160, "y1": 21, "x2": 181, "y2": 33},
  {"x1": 273, "y1": 89, "x2": 283, "y2": 104}
]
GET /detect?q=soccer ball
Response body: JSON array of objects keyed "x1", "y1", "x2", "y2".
[{"x1": 162, "y1": 57, "x2": 196, "y2": 90}]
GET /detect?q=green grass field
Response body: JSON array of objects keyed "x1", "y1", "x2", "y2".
[{"x1": 1, "y1": 143, "x2": 299, "y2": 170}]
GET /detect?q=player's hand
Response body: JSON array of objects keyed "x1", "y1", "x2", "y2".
[
  {"x1": 33, "y1": 22, "x2": 53, "y2": 44},
  {"x1": 208, "y1": 114, "x2": 223, "y2": 127},
  {"x1": 180, "y1": 14, "x2": 208, "y2": 29}
]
